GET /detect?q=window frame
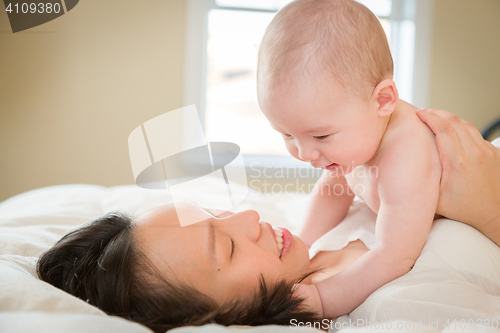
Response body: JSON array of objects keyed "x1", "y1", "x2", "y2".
[{"x1": 183, "y1": 0, "x2": 434, "y2": 170}]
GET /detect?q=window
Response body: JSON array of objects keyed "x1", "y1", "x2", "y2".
[{"x1": 184, "y1": 0, "x2": 434, "y2": 168}]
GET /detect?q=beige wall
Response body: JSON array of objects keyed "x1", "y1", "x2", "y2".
[
  {"x1": 0, "y1": 0, "x2": 186, "y2": 201},
  {"x1": 429, "y1": 0, "x2": 500, "y2": 129},
  {"x1": 1, "y1": 0, "x2": 499, "y2": 201}
]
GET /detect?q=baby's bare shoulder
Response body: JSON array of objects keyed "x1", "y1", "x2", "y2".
[
  {"x1": 378, "y1": 111, "x2": 440, "y2": 172},
  {"x1": 373, "y1": 111, "x2": 442, "y2": 202},
  {"x1": 395, "y1": 107, "x2": 436, "y2": 139}
]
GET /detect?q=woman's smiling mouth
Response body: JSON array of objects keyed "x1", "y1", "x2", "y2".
[
  {"x1": 273, "y1": 227, "x2": 293, "y2": 259},
  {"x1": 273, "y1": 228, "x2": 284, "y2": 254}
]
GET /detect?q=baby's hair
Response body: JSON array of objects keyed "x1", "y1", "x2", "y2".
[{"x1": 258, "y1": 0, "x2": 393, "y2": 101}]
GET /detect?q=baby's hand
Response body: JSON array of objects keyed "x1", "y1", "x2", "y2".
[{"x1": 292, "y1": 283, "x2": 324, "y2": 318}]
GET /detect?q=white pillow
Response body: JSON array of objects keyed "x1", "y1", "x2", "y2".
[{"x1": 491, "y1": 136, "x2": 500, "y2": 148}]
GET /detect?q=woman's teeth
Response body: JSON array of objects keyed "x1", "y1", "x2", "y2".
[{"x1": 274, "y1": 228, "x2": 284, "y2": 253}]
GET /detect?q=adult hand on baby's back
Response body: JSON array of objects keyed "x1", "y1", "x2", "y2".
[
  {"x1": 417, "y1": 108, "x2": 500, "y2": 246},
  {"x1": 293, "y1": 283, "x2": 324, "y2": 319}
]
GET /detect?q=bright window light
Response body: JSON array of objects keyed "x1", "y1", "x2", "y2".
[
  {"x1": 358, "y1": 0, "x2": 392, "y2": 16},
  {"x1": 205, "y1": 9, "x2": 285, "y2": 155},
  {"x1": 215, "y1": 0, "x2": 294, "y2": 11}
]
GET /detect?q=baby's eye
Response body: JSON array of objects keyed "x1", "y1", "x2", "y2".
[
  {"x1": 282, "y1": 133, "x2": 293, "y2": 138},
  {"x1": 314, "y1": 135, "x2": 330, "y2": 140}
]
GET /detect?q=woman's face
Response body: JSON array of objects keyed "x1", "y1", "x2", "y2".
[{"x1": 134, "y1": 202, "x2": 311, "y2": 304}]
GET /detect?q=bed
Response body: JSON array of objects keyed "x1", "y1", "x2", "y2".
[{"x1": 1, "y1": 157, "x2": 500, "y2": 332}]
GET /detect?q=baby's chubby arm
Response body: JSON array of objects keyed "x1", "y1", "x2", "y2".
[
  {"x1": 298, "y1": 169, "x2": 355, "y2": 248},
  {"x1": 298, "y1": 133, "x2": 441, "y2": 318}
]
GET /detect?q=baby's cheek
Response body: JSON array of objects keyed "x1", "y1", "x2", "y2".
[{"x1": 333, "y1": 144, "x2": 359, "y2": 164}]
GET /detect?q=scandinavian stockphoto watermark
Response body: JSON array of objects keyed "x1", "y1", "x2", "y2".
[
  {"x1": 248, "y1": 162, "x2": 378, "y2": 196},
  {"x1": 127, "y1": 105, "x2": 376, "y2": 224},
  {"x1": 3, "y1": 0, "x2": 79, "y2": 33},
  {"x1": 290, "y1": 318, "x2": 425, "y2": 331},
  {"x1": 127, "y1": 105, "x2": 249, "y2": 227},
  {"x1": 290, "y1": 318, "x2": 500, "y2": 331}
]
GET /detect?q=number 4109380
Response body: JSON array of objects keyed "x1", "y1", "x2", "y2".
[{"x1": 5, "y1": 2, "x2": 62, "y2": 14}]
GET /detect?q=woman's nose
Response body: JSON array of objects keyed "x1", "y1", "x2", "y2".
[{"x1": 225, "y1": 210, "x2": 261, "y2": 242}]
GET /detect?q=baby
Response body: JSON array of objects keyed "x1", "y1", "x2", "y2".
[{"x1": 257, "y1": 0, "x2": 442, "y2": 318}]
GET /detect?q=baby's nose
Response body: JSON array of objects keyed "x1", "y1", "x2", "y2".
[{"x1": 298, "y1": 146, "x2": 319, "y2": 162}]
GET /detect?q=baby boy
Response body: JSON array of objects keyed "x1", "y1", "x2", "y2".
[{"x1": 257, "y1": 0, "x2": 442, "y2": 318}]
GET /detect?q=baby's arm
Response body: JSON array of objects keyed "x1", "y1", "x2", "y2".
[
  {"x1": 298, "y1": 169, "x2": 355, "y2": 248},
  {"x1": 308, "y1": 134, "x2": 441, "y2": 317}
]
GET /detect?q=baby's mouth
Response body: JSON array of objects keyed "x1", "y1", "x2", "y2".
[{"x1": 323, "y1": 163, "x2": 339, "y2": 170}]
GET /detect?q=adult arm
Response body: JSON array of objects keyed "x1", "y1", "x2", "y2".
[{"x1": 416, "y1": 108, "x2": 500, "y2": 246}]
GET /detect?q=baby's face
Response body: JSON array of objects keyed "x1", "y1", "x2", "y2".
[{"x1": 259, "y1": 76, "x2": 385, "y2": 172}]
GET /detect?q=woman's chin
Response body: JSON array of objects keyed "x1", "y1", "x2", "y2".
[
  {"x1": 287, "y1": 234, "x2": 311, "y2": 268},
  {"x1": 294, "y1": 234, "x2": 310, "y2": 253}
]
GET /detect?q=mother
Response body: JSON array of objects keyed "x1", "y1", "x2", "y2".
[{"x1": 36, "y1": 110, "x2": 500, "y2": 332}]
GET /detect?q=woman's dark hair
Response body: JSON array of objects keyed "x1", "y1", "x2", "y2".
[{"x1": 36, "y1": 212, "x2": 322, "y2": 332}]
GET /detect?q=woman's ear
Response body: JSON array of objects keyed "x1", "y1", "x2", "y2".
[{"x1": 370, "y1": 79, "x2": 398, "y2": 116}]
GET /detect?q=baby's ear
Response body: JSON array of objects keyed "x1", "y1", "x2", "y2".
[{"x1": 372, "y1": 79, "x2": 398, "y2": 116}]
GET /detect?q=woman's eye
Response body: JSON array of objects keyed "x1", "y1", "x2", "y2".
[
  {"x1": 314, "y1": 135, "x2": 330, "y2": 140},
  {"x1": 230, "y1": 239, "x2": 235, "y2": 258}
]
